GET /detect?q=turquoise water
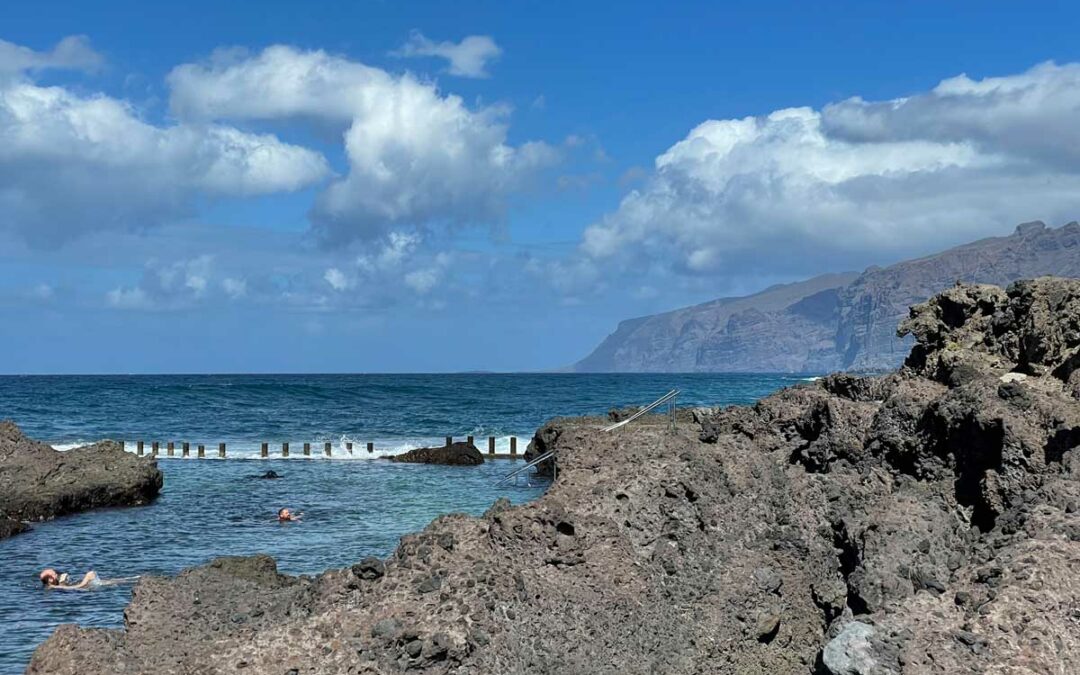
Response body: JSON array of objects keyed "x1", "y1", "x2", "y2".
[{"x1": 0, "y1": 373, "x2": 801, "y2": 672}]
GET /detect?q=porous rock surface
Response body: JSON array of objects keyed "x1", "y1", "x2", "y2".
[
  {"x1": 387, "y1": 442, "x2": 484, "y2": 465},
  {"x1": 0, "y1": 421, "x2": 162, "y2": 539},
  {"x1": 28, "y1": 278, "x2": 1080, "y2": 673}
]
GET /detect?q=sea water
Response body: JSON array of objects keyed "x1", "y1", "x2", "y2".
[{"x1": 0, "y1": 373, "x2": 803, "y2": 672}]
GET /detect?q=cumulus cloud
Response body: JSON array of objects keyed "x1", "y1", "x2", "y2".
[
  {"x1": 403, "y1": 268, "x2": 439, "y2": 294},
  {"x1": 0, "y1": 42, "x2": 330, "y2": 247},
  {"x1": 324, "y1": 267, "x2": 351, "y2": 291},
  {"x1": 167, "y1": 45, "x2": 556, "y2": 245},
  {"x1": 391, "y1": 31, "x2": 502, "y2": 78},
  {"x1": 355, "y1": 231, "x2": 421, "y2": 272},
  {"x1": 105, "y1": 286, "x2": 151, "y2": 310},
  {"x1": 105, "y1": 255, "x2": 218, "y2": 310},
  {"x1": 581, "y1": 61, "x2": 1080, "y2": 280},
  {"x1": 0, "y1": 35, "x2": 104, "y2": 75},
  {"x1": 222, "y1": 277, "x2": 247, "y2": 299}
]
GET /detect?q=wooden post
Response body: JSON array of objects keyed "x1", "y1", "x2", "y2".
[
  {"x1": 219, "y1": 443, "x2": 226, "y2": 458},
  {"x1": 324, "y1": 442, "x2": 332, "y2": 457},
  {"x1": 182, "y1": 442, "x2": 190, "y2": 458},
  {"x1": 488, "y1": 436, "x2": 495, "y2": 455},
  {"x1": 346, "y1": 442, "x2": 353, "y2": 452},
  {"x1": 303, "y1": 442, "x2": 311, "y2": 456},
  {"x1": 282, "y1": 442, "x2": 289, "y2": 457},
  {"x1": 197, "y1": 444, "x2": 205, "y2": 458},
  {"x1": 445, "y1": 436, "x2": 452, "y2": 447},
  {"x1": 510, "y1": 437, "x2": 517, "y2": 456},
  {"x1": 260, "y1": 442, "x2": 268, "y2": 458},
  {"x1": 152, "y1": 441, "x2": 159, "y2": 456},
  {"x1": 366, "y1": 442, "x2": 374, "y2": 454},
  {"x1": 167, "y1": 441, "x2": 174, "y2": 457},
  {"x1": 137, "y1": 441, "x2": 144, "y2": 456}
]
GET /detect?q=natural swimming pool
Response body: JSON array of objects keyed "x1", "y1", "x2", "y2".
[{"x1": 0, "y1": 458, "x2": 547, "y2": 673}]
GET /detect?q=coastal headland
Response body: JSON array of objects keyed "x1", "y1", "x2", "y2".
[{"x1": 27, "y1": 277, "x2": 1080, "y2": 673}]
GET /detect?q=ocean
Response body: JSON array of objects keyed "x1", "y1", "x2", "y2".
[{"x1": 0, "y1": 372, "x2": 804, "y2": 672}]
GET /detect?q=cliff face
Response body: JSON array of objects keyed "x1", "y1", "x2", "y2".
[
  {"x1": 574, "y1": 221, "x2": 1080, "y2": 373},
  {"x1": 28, "y1": 277, "x2": 1080, "y2": 674}
]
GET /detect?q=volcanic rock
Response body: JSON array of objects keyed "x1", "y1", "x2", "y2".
[
  {"x1": 27, "y1": 278, "x2": 1080, "y2": 673},
  {"x1": 0, "y1": 422, "x2": 162, "y2": 539},
  {"x1": 387, "y1": 441, "x2": 484, "y2": 465}
]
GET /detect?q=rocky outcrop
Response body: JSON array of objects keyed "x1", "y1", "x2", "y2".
[
  {"x1": 27, "y1": 278, "x2": 1080, "y2": 673},
  {"x1": 0, "y1": 422, "x2": 162, "y2": 539},
  {"x1": 387, "y1": 442, "x2": 484, "y2": 465},
  {"x1": 0, "y1": 514, "x2": 28, "y2": 539},
  {"x1": 574, "y1": 220, "x2": 1080, "y2": 373}
]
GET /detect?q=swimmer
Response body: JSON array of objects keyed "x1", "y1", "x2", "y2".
[
  {"x1": 277, "y1": 508, "x2": 302, "y2": 522},
  {"x1": 39, "y1": 568, "x2": 138, "y2": 590}
]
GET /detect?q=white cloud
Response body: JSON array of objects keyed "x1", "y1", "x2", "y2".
[
  {"x1": 222, "y1": 277, "x2": 247, "y2": 299},
  {"x1": 105, "y1": 286, "x2": 152, "y2": 310},
  {"x1": 31, "y1": 283, "x2": 54, "y2": 300},
  {"x1": 167, "y1": 45, "x2": 556, "y2": 245},
  {"x1": 404, "y1": 268, "x2": 439, "y2": 294},
  {"x1": 580, "y1": 62, "x2": 1080, "y2": 279},
  {"x1": 355, "y1": 231, "x2": 421, "y2": 272},
  {"x1": 324, "y1": 267, "x2": 351, "y2": 291},
  {"x1": 0, "y1": 43, "x2": 330, "y2": 247},
  {"x1": 105, "y1": 255, "x2": 219, "y2": 310},
  {"x1": 391, "y1": 31, "x2": 502, "y2": 78},
  {"x1": 0, "y1": 35, "x2": 104, "y2": 75}
]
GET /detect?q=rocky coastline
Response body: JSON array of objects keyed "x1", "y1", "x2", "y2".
[
  {"x1": 0, "y1": 421, "x2": 163, "y2": 540},
  {"x1": 387, "y1": 441, "x2": 485, "y2": 465},
  {"x1": 27, "y1": 277, "x2": 1080, "y2": 673}
]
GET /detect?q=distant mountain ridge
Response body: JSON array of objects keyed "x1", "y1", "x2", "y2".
[{"x1": 573, "y1": 221, "x2": 1080, "y2": 373}]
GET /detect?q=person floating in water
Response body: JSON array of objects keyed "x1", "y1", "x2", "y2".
[
  {"x1": 277, "y1": 508, "x2": 302, "y2": 522},
  {"x1": 39, "y1": 568, "x2": 138, "y2": 590}
]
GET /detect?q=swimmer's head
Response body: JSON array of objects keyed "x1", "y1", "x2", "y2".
[
  {"x1": 39, "y1": 569, "x2": 59, "y2": 586},
  {"x1": 277, "y1": 508, "x2": 290, "y2": 520}
]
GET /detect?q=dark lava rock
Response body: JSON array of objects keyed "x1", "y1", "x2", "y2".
[
  {"x1": 0, "y1": 421, "x2": 162, "y2": 539},
  {"x1": 387, "y1": 442, "x2": 484, "y2": 465},
  {"x1": 27, "y1": 279, "x2": 1080, "y2": 674},
  {"x1": 351, "y1": 557, "x2": 385, "y2": 580},
  {"x1": 0, "y1": 514, "x2": 28, "y2": 538}
]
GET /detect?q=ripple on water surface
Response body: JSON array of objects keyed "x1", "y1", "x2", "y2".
[{"x1": 0, "y1": 459, "x2": 548, "y2": 674}]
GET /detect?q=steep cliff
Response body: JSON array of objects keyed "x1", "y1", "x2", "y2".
[{"x1": 574, "y1": 221, "x2": 1080, "y2": 373}]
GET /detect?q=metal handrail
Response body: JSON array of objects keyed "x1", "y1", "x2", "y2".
[
  {"x1": 495, "y1": 388, "x2": 680, "y2": 486},
  {"x1": 495, "y1": 449, "x2": 555, "y2": 486},
  {"x1": 601, "y1": 389, "x2": 679, "y2": 432}
]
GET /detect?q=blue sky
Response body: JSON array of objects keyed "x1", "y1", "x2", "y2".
[{"x1": 3, "y1": 1, "x2": 1080, "y2": 373}]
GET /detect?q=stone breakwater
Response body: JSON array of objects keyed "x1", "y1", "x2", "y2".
[
  {"x1": 27, "y1": 277, "x2": 1080, "y2": 674},
  {"x1": 0, "y1": 422, "x2": 162, "y2": 540}
]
